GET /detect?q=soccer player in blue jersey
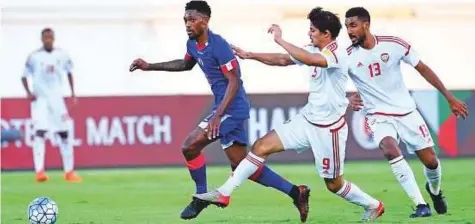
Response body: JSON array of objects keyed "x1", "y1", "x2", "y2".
[{"x1": 129, "y1": 1, "x2": 310, "y2": 221}]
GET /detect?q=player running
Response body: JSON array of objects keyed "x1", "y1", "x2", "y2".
[
  {"x1": 129, "y1": 1, "x2": 309, "y2": 221},
  {"x1": 21, "y1": 28, "x2": 81, "y2": 183},
  {"x1": 194, "y1": 7, "x2": 384, "y2": 222},
  {"x1": 344, "y1": 7, "x2": 469, "y2": 218}
]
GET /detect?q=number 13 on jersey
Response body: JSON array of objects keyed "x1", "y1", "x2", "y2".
[{"x1": 368, "y1": 62, "x2": 381, "y2": 77}]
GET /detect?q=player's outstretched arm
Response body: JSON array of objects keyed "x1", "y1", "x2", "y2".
[
  {"x1": 129, "y1": 58, "x2": 196, "y2": 72},
  {"x1": 232, "y1": 45, "x2": 294, "y2": 66},
  {"x1": 415, "y1": 61, "x2": 468, "y2": 118},
  {"x1": 249, "y1": 53, "x2": 295, "y2": 66},
  {"x1": 268, "y1": 24, "x2": 328, "y2": 67}
]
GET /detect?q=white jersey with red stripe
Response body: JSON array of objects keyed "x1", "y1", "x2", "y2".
[
  {"x1": 290, "y1": 41, "x2": 349, "y2": 125},
  {"x1": 347, "y1": 35, "x2": 420, "y2": 115}
]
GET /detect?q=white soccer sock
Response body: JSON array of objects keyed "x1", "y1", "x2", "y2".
[
  {"x1": 336, "y1": 180, "x2": 380, "y2": 209},
  {"x1": 424, "y1": 160, "x2": 442, "y2": 195},
  {"x1": 33, "y1": 137, "x2": 46, "y2": 173},
  {"x1": 59, "y1": 139, "x2": 74, "y2": 173},
  {"x1": 390, "y1": 156, "x2": 426, "y2": 205},
  {"x1": 218, "y1": 152, "x2": 264, "y2": 196}
]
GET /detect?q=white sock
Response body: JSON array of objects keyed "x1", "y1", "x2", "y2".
[
  {"x1": 336, "y1": 180, "x2": 380, "y2": 209},
  {"x1": 59, "y1": 139, "x2": 74, "y2": 173},
  {"x1": 390, "y1": 156, "x2": 426, "y2": 205},
  {"x1": 424, "y1": 160, "x2": 442, "y2": 195},
  {"x1": 218, "y1": 152, "x2": 264, "y2": 196},
  {"x1": 33, "y1": 137, "x2": 46, "y2": 173}
]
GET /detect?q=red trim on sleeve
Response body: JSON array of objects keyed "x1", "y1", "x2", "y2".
[
  {"x1": 220, "y1": 58, "x2": 238, "y2": 73},
  {"x1": 184, "y1": 53, "x2": 192, "y2": 61}
]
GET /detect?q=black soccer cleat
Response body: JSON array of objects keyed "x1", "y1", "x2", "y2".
[
  {"x1": 180, "y1": 197, "x2": 211, "y2": 220},
  {"x1": 292, "y1": 185, "x2": 311, "y2": 223},
  {"x1": 409, "y1": 204, "x2": 432, "y2": 218},
  {"x1": 425, "y1": 182, "x2": 448, "y2": 214}
]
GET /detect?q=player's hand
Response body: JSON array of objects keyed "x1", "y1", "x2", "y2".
[
  {"x1": 27, "y1": 93, "x2": 36, "y2": 102},
  {"x1": 206, "y1": 115, "x2": 221, "y2": 140},
  {"x1": 448, "y1": 97, "x2": 468, "y2": 119},
  {"x1": 268, "y1": 24, "x2": 283, "y2": 42},
  {"x1": 349, "y1": 93, "x2": 363, "y2": 111},
  {"x1": 231, "y1": 45, "x2": 251, "y2": 59},
  {"x1": 129, "y1": 58, "x2": 149, "y2": 72}
]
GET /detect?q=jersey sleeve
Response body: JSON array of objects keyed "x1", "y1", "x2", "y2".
[
  {"x1": 213, "y1": 37, "x2": 238, "y2": 73},
  {"x1": 402, "y1": 45, "x2": 420, "y2": 67},
  {"x1": 22, "y1": 55, "x2": 34, "y2": 77},
  {"x1": 380, "y1": 36, "x2": 420, "y2": 67},
  {"x1": 320, "y1": 47, "x2": 339, "y2": 69}
]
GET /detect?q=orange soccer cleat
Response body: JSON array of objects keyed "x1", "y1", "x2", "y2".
[
  {"x1": 35, "y1": 171, "x2": 49, "y2": 183},
  {"x1": 65, "y1": 171, "x2": 82, "y2": 183}
]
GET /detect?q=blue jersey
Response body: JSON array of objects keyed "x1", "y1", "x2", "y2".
[{"x1": 185, "y1": 30, "x2": 250, "y2": 119}]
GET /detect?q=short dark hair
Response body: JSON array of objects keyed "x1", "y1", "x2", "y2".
[
  {"x1": 345, "y1": 7, "x2": 371, "y2": 23},
  {"x1": 307, "y1": 7, "x2": 342, "y2": 39},
  {"x1": 185, "y1": 0, "x2": 211, "y2": 17},
  {"x1": 41, "y1": 27, "x2": 54, "y2": 36}
]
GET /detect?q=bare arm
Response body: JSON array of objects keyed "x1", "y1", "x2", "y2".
[
  {"x1": 415, "y1": 61, "x2": 453, "y2": 100},
  {"x1": 248, "y1": 52, "x2": 295, "y2": 66},
  {"x1": 267, "y1": 24, "x2": 328, "y2": 67},
  {"x1": 215, "y1": 69, "x2": 239, "y2": 117},
  {"x1": 415, "y1": 61, "x2": 468, "y2": 118},
  {"x1": 231, "y1": 45, "x2": 294, "y2": 66},
  {"x1": 130, "y1": 58, "x2": 197, "y2": 72},
  {"x1": 147, "y1": 59, "x2": 196, "y2": 72},
  {"x1": 67, "y1": 73, "x2": 75, "y2": 97},
  {"x1": 206, "y1": 68, "x2": 240, "y2": 139},
  {"x1": 275, "y1": 38, "x2": 328, "y2": 67},
  {"x1": 21, "y1": 77, "x2": 32, "y2": 96}
]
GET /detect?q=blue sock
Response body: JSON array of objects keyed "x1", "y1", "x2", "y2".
[
  {"x1": 249, "y1": 165, "x2": 295, "y2": 195},
  {"x1": 186, "y1": 153, "x2": 207, "y2": 194}
]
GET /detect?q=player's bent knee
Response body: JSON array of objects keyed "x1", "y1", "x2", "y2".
[
  {"x1": 251, "y1": 131, "x2": 283, "y2": 158},
  {"x1": 324, "y1": 178, "x2": 344, "y2": 193},
  {"x1": 417, "y1": 147, "x2": 439, "y2": 169},
  {"x1": 181, "y1": 139, "x2": 204, "y2": 160},
  {"x1": 251, "y1": 138, "x2": 273, "y2": 158},
  {"x1": 181, "y1": 143, "x2": 199, "y2": 158},
  {"x1": 379, "y1": 137, "x2": 402, "y2": 160}
]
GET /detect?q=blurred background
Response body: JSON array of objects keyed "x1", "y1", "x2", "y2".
[{"x1": 1, "y1": 0, "x2": 475, "y2": 223}]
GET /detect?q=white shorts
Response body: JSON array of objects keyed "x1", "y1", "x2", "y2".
[
  {"x1": 31, "y1": 96, "x2": 70, "y2": 132},
  {"x1": 275, "y1": 113, "x2": 347, "y2": 179},
  {"x1": 366, "y1": 110, "x2": 434, "y2": 154}
]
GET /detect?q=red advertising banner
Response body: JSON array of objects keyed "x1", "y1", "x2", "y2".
[
  {"x1": 1, "y1": 96, "x2": 211, "y2": 170},
  {"x1": 2, "y1": 92, "x2": 475, "y2": 170}
]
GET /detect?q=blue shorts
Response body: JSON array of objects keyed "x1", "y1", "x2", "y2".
[{"x1": 198, "y1": 113, "x2": 248, "y2": 149}]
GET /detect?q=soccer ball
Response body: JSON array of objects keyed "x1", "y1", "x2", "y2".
[{"x1": 27, "y1": 197, "x2": 58, "y2": 224}]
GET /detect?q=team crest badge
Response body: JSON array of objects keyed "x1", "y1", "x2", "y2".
[{"x1": 380, "y1": 53, "x2": 389, "y2": 63}]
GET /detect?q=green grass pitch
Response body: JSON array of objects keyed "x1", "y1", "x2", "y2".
[{"x1": 2, "y1": 158, "x2": 475, "y2": 223}]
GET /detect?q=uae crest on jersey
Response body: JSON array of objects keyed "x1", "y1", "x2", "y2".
[{"x1": 380, "y1": 53, "x2": 389, "y2": 63}]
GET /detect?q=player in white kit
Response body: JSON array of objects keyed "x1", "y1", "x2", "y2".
[
  {"x1": 21, "y1": 28, "x2": 82, "y2": 183},
  {"x1": 195, "y1": 8, "x2": 384, "y2": 222},
  {"x1": 344, "y1": 7, "x2": 468, "y2": 218}
]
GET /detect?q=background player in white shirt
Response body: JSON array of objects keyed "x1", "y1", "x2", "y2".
[
  {"x1": 21, "y1": 28, "x2": 82, "y2": 183},
  {"x1": 344, "y1": 7, "x2": 468, "y2": 218},
  {"x1": 195, "y1": 8, "x2": 384, "y2": 222}
]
